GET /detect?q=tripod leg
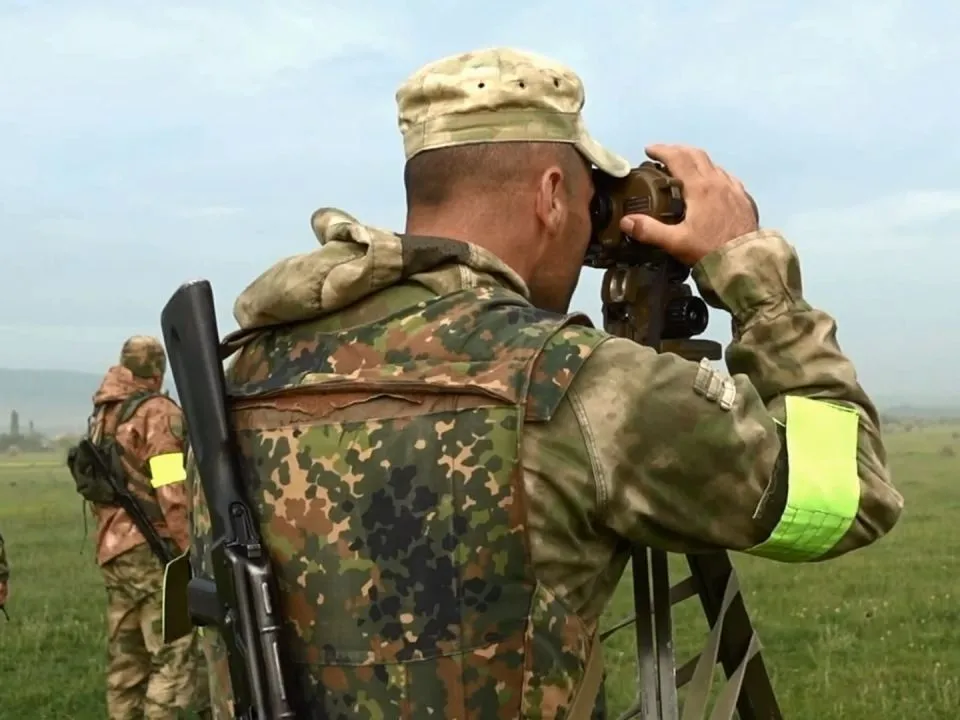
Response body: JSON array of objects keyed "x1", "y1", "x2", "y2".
[
  {"x1": 633, "y1": 547, "x2": 661, "y2": 719},
  {"x1": 650, "y1": 550, "x2": 679, "y2": 719},
  {"x1": 685, "y1": 553, "x2": 782, "y2": 720},
  {"x1": 592, "y1": 678, "x2": 608, "y2": 720}
]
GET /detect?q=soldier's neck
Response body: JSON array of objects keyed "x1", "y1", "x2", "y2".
[{"x1": 404, "y1": 206, "x2": 538, "y2": 285}]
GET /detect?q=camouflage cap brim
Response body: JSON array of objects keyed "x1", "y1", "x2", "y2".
[{"x1": 574, "y1": 123, "x2": 631, "y2": 179}]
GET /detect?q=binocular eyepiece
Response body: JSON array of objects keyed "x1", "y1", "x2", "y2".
[
  {"x1": 585, "y1": 161, "x2": 759, "y2": 271},
  {"x1": 587, "y1": 162, "x2": 717, "y2": 342},
  {"x1": 585, "y1": 161, "x2": 685, "y2": 270}
]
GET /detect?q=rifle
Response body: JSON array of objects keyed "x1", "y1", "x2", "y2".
[
  {"x1": 68, "y1": 438, "x2": 175, "y2": 567},
  {"x1": 160, "y1": 279, "x2": 297, "y2": 720}
]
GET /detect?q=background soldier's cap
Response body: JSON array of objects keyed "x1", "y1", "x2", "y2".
[
  {"x1": 395, "y1": 47, "x2": 631, "y2": 178},
  {"x1": 119, "y1": 335, "x2": 167, "y2": 379}
]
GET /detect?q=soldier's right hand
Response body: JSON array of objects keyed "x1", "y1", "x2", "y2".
[
  {"x1": 619, "y1": 144, "x2": 759, "y2": 266},
  {"x1": 0, "y1": 580, "x2": 8, "y2": 606}
]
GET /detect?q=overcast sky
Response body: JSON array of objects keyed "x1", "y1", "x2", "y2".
[{"x1": 0, "y1": 0, "x2": 955, "y2": 402}]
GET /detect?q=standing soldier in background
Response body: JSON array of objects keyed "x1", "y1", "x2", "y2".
[
  {"x1": 83, "y1": 336, "x2": 209, "y2": 720},
  {"x1": 0, "y1": 528, "x2": 9, "y2": 616}
]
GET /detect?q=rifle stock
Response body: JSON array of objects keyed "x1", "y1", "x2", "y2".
[{"x1": 160, "y1": 279, "x2": 296, "y2": 720}]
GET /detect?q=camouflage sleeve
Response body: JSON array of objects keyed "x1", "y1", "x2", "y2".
[
  {"x1": 0, "y1": 530, "x2": 8, "y2": 583},
  {"x1": 568, "y1": 229, "x2": 903, "y2": 560},
  {"x1": 141, "y1": 398, "x2": 191, "y2": 554}
]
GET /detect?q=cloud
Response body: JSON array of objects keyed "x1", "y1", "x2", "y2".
[
  {"x1": 472, "y1": 0, "x2": 953, "y2": 139},
  {"x1": 166, "y1": 205, "x2": 247, "y2": 221},
  {"x1": 0, "y1": 0, "x2": 953, "y2": 403},
  {"x1": 0, "y1": 2, "x2": 412, "y2": 112},
  {"x1": 781, "y1": 188, "x2": 960, "y2": 269},
  {"x1": 790, "y1": 190, "x2": 960, "y2": 233}
]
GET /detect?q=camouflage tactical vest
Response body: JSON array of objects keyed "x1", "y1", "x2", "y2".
[{"x1": 222, "y1": 285, "x2": 609, "y2": 719}]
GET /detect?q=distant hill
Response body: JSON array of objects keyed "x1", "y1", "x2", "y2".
[
  {"x1": 0, "y1": 368, "x2": 103, "y2": 434},
  {"x1": 878, "y1": 403, "x2": 960, "y2": 420},
  {"x1": 0, "y1": 368, "x2": 180, "y2": 435},
  {"x1": 0, "y1": 367, "x2": 958, "y2": 436}
]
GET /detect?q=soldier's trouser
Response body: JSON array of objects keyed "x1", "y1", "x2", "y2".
[{"x1": 102, "y1": 543, "x2": 210, "y2": 720}]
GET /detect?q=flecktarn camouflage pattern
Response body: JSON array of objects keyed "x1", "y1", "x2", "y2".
[
  {"x1": 120, "y1": 335, "x2": 167, "y2": 380},
  {"x1": 189, "y1": 280, "x2": 610, "y2": 718}
]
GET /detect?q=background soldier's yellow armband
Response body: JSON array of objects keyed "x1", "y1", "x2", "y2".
[{"x1": 148, "y1": 452, "x2": 187, "y2": 488}]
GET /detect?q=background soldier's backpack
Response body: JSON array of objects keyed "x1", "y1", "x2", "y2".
[
  {"x1": 66, "y1": 390, "x2": 162, "y2": 506},
  {"x1": 65, "y1": 389, "x2": 175, "y2": 566}
]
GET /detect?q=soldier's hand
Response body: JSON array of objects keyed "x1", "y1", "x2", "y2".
[
  {"x1": 619, "y1": 144, "x2": 759, "y2": 266},
  {"x1": 0, "y1": 580, "x2": 8, "y2": 606}
]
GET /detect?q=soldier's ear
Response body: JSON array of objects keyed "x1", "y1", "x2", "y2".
[{"x1": 535, "y1": 165, "x2": 568, "y2": 238}]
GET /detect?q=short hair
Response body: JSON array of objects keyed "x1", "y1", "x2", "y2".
[{"x1": 403, "y1": 141, "x2": 587, "y2": 209}]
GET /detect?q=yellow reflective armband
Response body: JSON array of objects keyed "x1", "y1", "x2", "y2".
[
  {"x1": 148, "y1": 452, "x2": 186, "y2": 488},
  {"x1": 745, "y1": 396, "x2": 860, "y2": 562}
]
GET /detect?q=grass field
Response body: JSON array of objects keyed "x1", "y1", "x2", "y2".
[{"x1": 0, "y1": 423, "x2": 956, "y2": 719}]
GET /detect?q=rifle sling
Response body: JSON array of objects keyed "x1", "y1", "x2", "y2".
[
  {"x1": 104, "y1": 392, "x2": 176, "y2": 566},
  {"x1": 84, "y1": 437, "x2": 173, "y2": 567},
  {"x1": 113, "y1": 488, "x2": 174, "y2": 566}
]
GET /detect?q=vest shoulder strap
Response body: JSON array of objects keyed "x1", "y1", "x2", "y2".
[
  {"x1": 114, "y1": 390, "x2": 165, "y2": 429},
  {"x1": 567, "y1": 635, "x2": 605, "y2": 720},
  {"x1": 523, "y1": 314, "x2": 610, "y2": 422}
]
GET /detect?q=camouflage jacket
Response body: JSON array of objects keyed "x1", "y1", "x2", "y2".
[
  {"x1": 187, "y1": 208, "x2": 903, "y2": 719},
  {"x1": 89, "y1": 366, "x2": 190, "y2": 566},
  {"x1": 0, "y1": 529, "x2": 8, "y2": 584}
]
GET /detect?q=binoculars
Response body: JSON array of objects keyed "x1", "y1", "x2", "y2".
[{"x1": 586, "y1": 162, "x2": 757, "y2": 341}]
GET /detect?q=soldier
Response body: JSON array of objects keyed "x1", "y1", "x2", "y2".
[
  {"x1": 0, "y1": 529, "x2": 8, "y2": 613},
  {"x1": 185, "y1": 48, "x2": 904, "y2": 718},
  {"x1": 86, "y1": 336, "x2": 209, "y2": 720}
]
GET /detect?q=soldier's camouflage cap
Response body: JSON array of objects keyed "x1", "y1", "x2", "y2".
[
  {"x1": 395, "y1": 47, "x2": 631, "y2": 178},
  {"x1": 119, "y1": 335, "x2": 167, "y2": 379}
]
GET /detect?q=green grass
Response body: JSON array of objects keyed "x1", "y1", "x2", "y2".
[{"x1": 0, "y1": 424, "x2": 956, "y2": 719}]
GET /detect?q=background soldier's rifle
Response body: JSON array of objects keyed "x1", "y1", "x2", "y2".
[
  {"x1": 67, "y1": 438, "x2": 175, "y2": 567},
  {"x1": 161, "y1": 280, "x2": 298, "y2": 720},
  {"x1": 586, "y1": 164, "x2": 783, "y2": 720}
]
